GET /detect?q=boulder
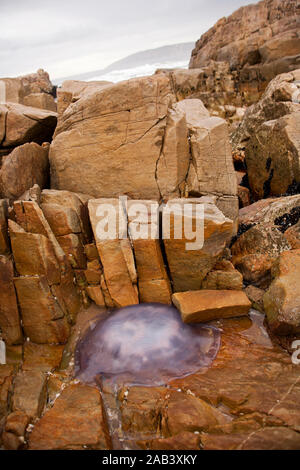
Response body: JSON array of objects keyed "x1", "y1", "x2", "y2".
[
  {"x1": 231, "y1": 224, "x2": 291, "y2": 288},
  {"x1": 28, "y1": 384, "x2": 112, "y2": 450},
  {"x1": 190, "y1": 0, "x2": 300, "y2": 104},
  {"x1": 50, "y1": 75, "x2": 238, "y2": 216},
  {"x1": 162, "y1": 198, "x2": 234, "y2": 292},
  {"x1": 264, "y1": 249, "x2": 300, "y2": 334},
  {"x1": 284, "y1": 220, "x2": 300, "y2": 248},
  {"x1": 0, "y1": 143, "x2": 49, "y2": 200},
  {"x1": 2, "y1": 411, "x2": 29, "y2": 450},
  {"x1": 0, "y1": 69, "x2": 56, "y2": 111},
  {"x1": 0, "y1": 102, "x2": 57, "y2": 148},
  {"x1": 201, "y1": 260, "x2": 243, "y2": 291},
  {"x1": 11, "y1": 370, "x2": 47, "y2": 420},
  {"x1": 232, "y1": 70, "x2": 300, "y2": 199},
  {"x1": 172, "y1": 290, "x2": 251, "y2": 323}
]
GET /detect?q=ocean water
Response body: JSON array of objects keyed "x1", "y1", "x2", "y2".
[{"x1": 87, "y1": 59, "x2": 189, "y2": 83}]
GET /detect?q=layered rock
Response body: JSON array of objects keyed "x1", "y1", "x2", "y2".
[
  {"x1": 172, "y1": 290, "x2": 251, "y2": 323},
  {"x1": 0, "y1": 69, "x2": 56, "y2": 111},
  {"x1": 190, "y1": 0, "x2": 300, "y2": 104},
  {"x1": 50, "y1": 74, "x2": 238, "y2": 224},
  {"x1": 232, "y1": 69, "x2": 300, "y2": 199}
]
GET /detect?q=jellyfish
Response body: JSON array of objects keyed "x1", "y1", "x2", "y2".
[{"x1": 75, "y1": 303, "x2": 221, "y2": 387}]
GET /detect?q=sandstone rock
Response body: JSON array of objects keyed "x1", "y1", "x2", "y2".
[
  {"x1": 162, "y1": 198, "x2": 234, "y2": 291},
  {"x1": 238, "y1": 186, "x2": 251, "y2": 208},
  {"x1": 172, "y1": 290, "x2": 251, "y2": 323},
  {"x1": 57, "y1": 80, "x2": 112, "y2": 115},
  {"x1": 0, "y1": 69, "x2": 55, "y2": 111},
  {"x1": 2, "y1": 411, "x2": 29, "y2": 450},
  {"x1": 9, "y1": 220, "x2": 61, "y2": 285},
  {"x1": 57, "y1": 234, "x2": 86, "y2": 269},
  {"x1": 84, "y1": 259, "x2": 102, "y2": 285},
  {"x1": 201, "y1": 260, "x2": 243, "y2": 291},
  {"x1": 28, "y1": 384, "x2": 111, "y2": 450},
  {"x1": 233, "y1": 70, "x2": 300, "y2": 199},
  {"x1": 137, "y1": 431, "x2": 201, "y2": 450},
  {"x1": 86, "y1": 285, "x2": 105, "y2": 307},
  {"x1": 14, "y1": 275, "x2": 70, "y2": 344},
  {"x1": 0, "y1": 255, "x2": 22, "y2": 345},
  {"x1": 284, "y1": 220, "x2": 300, "y2": 248},
  {"x1": 231, "y1": 224, "x2": 291, "y2": 287},
  {"x1": 22, "y1": 342, "x2": 64, "y2": 372},
  {"x1": 41, "y1": 203, "x2": 81, "y2": 236},
  {"x1": 264, "y1": 249, "x2": 300, "y2": 334},
  {"x1": 12, "y1": 370, "x2": 47, "y2": 419},
  {"x1": 0, "y1": 143, "x2": 49, "y2": 201},
  {"x1": 244, "y1": 285, "x2": 265, "y2": 313},
  {"x1": 84, "y1": 243, "x2": 99, "y2": 261},
  {"x1": 0, "y1": 102, "x2": 57, "y2": 148},
  {"x1": 88, "y1": 199, "x2": 138, "y2": 307},
  {"x1": 239, "y1": 194, "x2": 300, "y2": 228},
  {"x1": 50, "y1": 74, "x2": 238, "y2": 208},
  {"x1": 127, "y1": 200, "x2": 171, "y2": 304},
  {"x1": 0, "y1": 365, "x2": 14, "y2": 420},
  {"x1": 190, "y1": 0, "x2": 300, "y2": 104}
]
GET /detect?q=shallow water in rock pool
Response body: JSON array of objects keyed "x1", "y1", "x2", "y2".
[{"x1": 75, "y1": 303, "x2": 221, "y2": 387}]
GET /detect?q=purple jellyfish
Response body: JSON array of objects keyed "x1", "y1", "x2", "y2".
[{"x1": 75, "y1": 303, "x2": 221, "y2": 386}]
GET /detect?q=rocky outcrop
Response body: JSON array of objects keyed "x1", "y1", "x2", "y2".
[
  {"x1": 0, "y1": 69, "x2": 56, "y2": 111},
  {"x1": 264, "y1": 249, "x2": 300, "y2": 334},
  {"x1": 233, "y1": 69, "x2": 300, "y2": 199},
  {"x1": 190, "y1": 0, "x2": 300, "y2": 104},
  {"x1": 50, "y1": 74, "x2": 238, "y2": 223}
]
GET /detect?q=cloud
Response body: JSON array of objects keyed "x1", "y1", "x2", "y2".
[{"x1": 0, "y1": 0, "x2": 259, "y2": 79}]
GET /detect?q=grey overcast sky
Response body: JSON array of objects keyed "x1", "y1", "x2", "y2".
[{"x1": 0, "y1": 0, "x2": 259, "y2": 80}]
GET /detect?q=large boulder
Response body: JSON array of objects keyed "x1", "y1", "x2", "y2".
[
  {"x1": 190, "y1": 0, "x2": 300, "y2": 104},
  {"x1": 50, "y1": 74, "x2": 238, "y2": 223},
  {"x1": 0, "y1": 143, "x2": 49, "y2": 200},
  {"x1": 264, "y1": 249, "x2": 300, "y2": 335},
  {"x1": 0, "y1": 103, "x2": 57, "y2": 149},
  {"x1": 0, "y1": 69, "x2": 56, "y2": 111},
  {"x1": 232, "y1": 69, "x2": 300, "y2": 199}
]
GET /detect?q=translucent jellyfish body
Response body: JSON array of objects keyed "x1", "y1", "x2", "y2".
[{"x1": 75, "y1": 303, "x2": 221, "y2": 386}]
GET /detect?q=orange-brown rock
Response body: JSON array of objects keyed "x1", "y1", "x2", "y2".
[
  {"x1": 57, "y1": 233, "x2": 86, "y2": 269},
  {"x1": 233, "y1": 70, "x2": 300, "y2": 199},
  {"x1": 128, "y1": 200, "x2": 171, "y2": 303},
  {"x1": 0, "y1": 69, "x2": 56, "y2": 111},
  {"x1": 56, "y1": 80, "x2": 112, "y2": 116},
  {"x1": 264, "y1": 249, "x2": 300, "y2": 334},
  {"x1": 231, "y1": 224, "x2": 291, "y2": 288},
  {"x1": 12, "y1": 370, "x2": 47, "y2": 420},
  {"x1": 0, "y1": 255, "x2": 22, "y2": 345},
  {"x1": 0, "y1": 143, "x2": 49, "y2": 201},
  {"x1": 2, "y1": 411, "x2": 29, "y2": 450},
  {"x1": 86, "y1": 285, "x2": 105, "y2": 307},
  {"x1": 0, "y1": 102, "x2": 57, "y2": 148},
  {"x1": 14, "y1": 275, "x2": 70, "y2": 344},
  {"x1": 41, "y1": 203, "x2": 81, "y2": 236},
  {"x1": 0, "y1": 365, "x2": 14, "y2": 421},
  {"x1": 190, "y1": 0, "x2": 300, "y2": 104},
  {"x1": 172, "y1": 290, "x2": 251, "y2": 323},
  {"x1": 88, "y1": 199, "x2": 138, "y2": 307},
  {"x1": 22, "y1": 342, "x2": 64, "y2": 372},
  {"x1": 201, "y1": 260, "x2": 243, "y2": 291},
  {"x1": 284, "y1": 221, "x2": 300, "y2": 249},
  {"x1": 163, "y1": 198, "x2": 234, "y2": 291},
  {"x1": 28, "y1": 384, "x2": 111, "y2": 450}
]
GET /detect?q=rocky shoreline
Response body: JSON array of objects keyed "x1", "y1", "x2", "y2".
[{"x1": 0, "y1": 0, "x2": 300, "y2": 451}]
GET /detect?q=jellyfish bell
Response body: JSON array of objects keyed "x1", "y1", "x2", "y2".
[{"x1": 75, "y1": 303, "x2": 221, "y2": 387}]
